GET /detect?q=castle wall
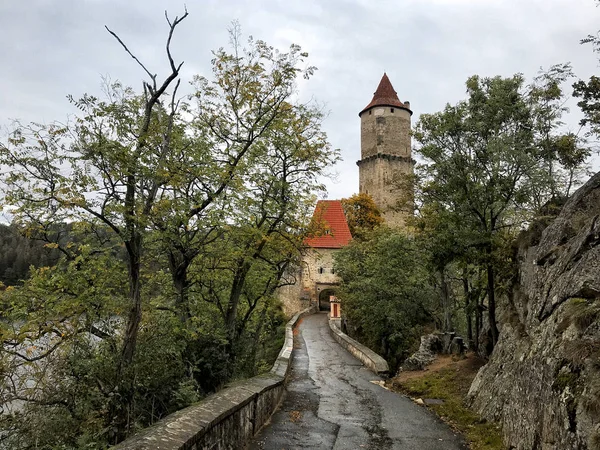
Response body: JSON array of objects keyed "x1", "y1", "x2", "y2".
[
  {"x1": 278, "y1": 248, "x2": 342, "y2": 317},
  {"x1": 277, "y1": 266, "x2": 308, "y2": 317},
  {"x1": 360, "y1": 107, "x2": 411, "y2": 159},
  {"x1": 358, "y1": 156, "x2": 413, "y2": 228},
  {"x1": 359, "y1": 106, "x2": 413, "y2": 228},
  {"x1": 301, "y1": 248, "x2": 340, "y2": 291}
]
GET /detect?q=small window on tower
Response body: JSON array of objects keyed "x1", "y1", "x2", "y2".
[
  {"x1": 318, "y1": 267, "x2": 324, "y2": 274},
  {"x1": 369, "y1": 110, "x2": 372, "y2": 115},
  {"x1": 391, "y1": 108, "x2": 394, "y2": 113}
]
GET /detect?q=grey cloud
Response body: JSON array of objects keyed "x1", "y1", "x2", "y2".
[{"x1": 1, "y1": 0, "x2": 599, "y2": 201}]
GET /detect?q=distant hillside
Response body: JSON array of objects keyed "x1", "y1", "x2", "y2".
[{"x1": 0, "y1": 224, "x2": 61, "y2": 286}]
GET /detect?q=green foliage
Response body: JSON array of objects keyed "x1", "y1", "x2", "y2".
[
  {"x1": 574, "y1": 24, "x2": 600, "y2": 139},
  {"x1": 0, "y1": 246, "x2": 176, "y2": 448},
  {"x1": 0, "y1": 16, "x2": 337, "y2": 448},
  {"x1": 340, "y1": 193, "x2": 384, "y2": 240},
  {"x1": 413, "y1": 69, "x2": 590, "y2": 351},
  {"x1": 334, "y1": 229, "x2": 434, "y2": 370},
  {"x1": 574, "y1": 75, "x2": 600, "y2": 137},
  {"x1": 529, "y1": 63, "x2": 590, "y2": 198},
  {"x1": 416, "y1": 74, "x2": 540, "y2": 228}
]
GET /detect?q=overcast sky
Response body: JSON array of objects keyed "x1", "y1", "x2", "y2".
[{"x1": 1, "y1": 0, "x2": 599, "y2": 202}]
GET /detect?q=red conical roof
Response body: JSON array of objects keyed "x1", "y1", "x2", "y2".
[
  {"x1": 305, "y1": 200, "x2": 352, "y2": 249},
  {"x1": 359, "y1": 73, "x2": 412, "y2": 116}
]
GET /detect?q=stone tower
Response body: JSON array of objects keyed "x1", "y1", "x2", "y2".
[{"x1": 357, "y1": 73, "x2": 414, "y2": 227}]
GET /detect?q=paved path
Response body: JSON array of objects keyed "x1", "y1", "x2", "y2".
[{"x1": 249, "y1": 313, "x2": 466, "y2": 450}]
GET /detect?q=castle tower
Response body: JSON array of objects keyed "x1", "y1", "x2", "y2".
[{"x1": 357, "y1": 73, "x2": 414, "y2": 228}]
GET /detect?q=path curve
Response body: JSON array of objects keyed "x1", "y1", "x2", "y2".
[{"x1": 250, "y1": 312, "x2": 466, "y2": 449}]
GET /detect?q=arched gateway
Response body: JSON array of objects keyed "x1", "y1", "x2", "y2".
[{"x1": 318, "y1": 288, "x2": 337, "y2": 311}]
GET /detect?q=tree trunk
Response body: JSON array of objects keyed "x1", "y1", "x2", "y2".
[
  {"x1": 112, "y1": 168, "x2": 144, "y2": 441},
  {"x1": 120, "y1": 168, "x2": 143, "y2": 371},
  {"x1": 224, "y1": 232, "x2": 274, "y2": 349},
  {"x1": 110, "y1": 231, "x2": 142, "y2": 443},
  {"x1": 475, "y1": 295, "x2": 482, "y2": 353},
  {"x1": 168, "y1": 251, "x2": 192, "y2": 322},
  {"x1": 225, "y1": 263, "x2": 249, "y2": 344},
  {"x1": 486, "y1": 244, "x2": 499, "y2": 348},
  {"x1": 440, "y1": 268, "x2": 453, "y2": 332},
  {"x1": 462, "y1": 269, "x2": 473, "y2": 347},
  {"x1": 121, "y1": 242, "x2": 142, "y2": 366},
  {"x1": 245, "y1": 301, "x2": 269, "y2": 376}
]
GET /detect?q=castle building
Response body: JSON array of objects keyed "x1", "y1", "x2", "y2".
[
  {"x1": 278, "y1": 200, "x2": 352, "y2": 315},
  {"x1": 279, "y1": 74, "x2": 413, "y2": 316},
  {"x1": 303, "y1": 200, "x2": 352, "y2": 310},
  {"x1": 357, "y1": 73, "x2": 414, "y2": 228}
]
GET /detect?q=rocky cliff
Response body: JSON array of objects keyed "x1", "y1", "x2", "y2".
[{"x1": 468, "y1": 172, "x2": 600, "y2": 450}]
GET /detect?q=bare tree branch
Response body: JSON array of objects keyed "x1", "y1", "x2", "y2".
[
  {"x1": 104, "y1": 26, "x2": 157, "y2": 89},
  {"x1": 165, "y1": 8, "x2": 189, "y2": 73}
]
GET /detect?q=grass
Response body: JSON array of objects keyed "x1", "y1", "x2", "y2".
[{"x1": 388, "y1": 354, "x2": 504, "y2": 450}]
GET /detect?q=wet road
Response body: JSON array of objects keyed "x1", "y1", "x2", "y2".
[{"x1": 249, "y1": 313, "x2": 466, "y2": 450}]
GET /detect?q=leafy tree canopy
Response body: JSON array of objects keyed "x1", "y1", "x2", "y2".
[
  {"x1": 340, "y1": 193, "x2": 383, "y2": 240},
  {"x1": 0, "y1": 14, "x2": 337, "y2": 448},
  {"x1": 334, "y1": 229, "x2": 434, "y2": 370},
  {"x1": 414, "y1": 69, "x2": 589, "y2": 349}
]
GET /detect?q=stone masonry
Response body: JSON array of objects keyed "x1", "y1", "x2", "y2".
[
  {"x1": 358, "y1": 73, "x2": 414, "y2": 228},
  {"x1": 278, "y1": 201, "x2": 352, "y2": 316}
]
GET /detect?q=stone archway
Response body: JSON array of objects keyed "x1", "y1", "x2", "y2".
[{"x1": 318, "y1": 288, "x2": 336, "y2": 311}]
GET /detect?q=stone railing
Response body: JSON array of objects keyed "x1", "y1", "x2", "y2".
[
  {"x1": 113, "y1": 306, "x2": 316, "y2": 449},
  {"x1": 328, "y1": 318, "x2": 389, "y2": 377}
]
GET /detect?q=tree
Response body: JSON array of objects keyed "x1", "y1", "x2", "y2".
[
  {"x1": 573, "y1": 75, "x2": 600, "y2": 137},
  {"x1": 141, "y1": 25, "x2": 336, "y2": 375},
  {"x1": 574, "y1": 27, "x2": 600, "y2": 140},
  {"x1": 152, "y1": 26, "x2": 327, "y2": 318},
  {"x1": 528, "y1": 63, "x2": 590, "y2": 200},
  {"x1": 2, "y1": 10, "x2": 191, "y2": 439},
  {"x1": 413, "y1": 202, "x2": 473, "y2": 334},
  {"x1": 0, "y1": 13, "x2": 337, "y2": 447},
  {"x1": 414, "y1": 72, "x2": 588, "y2": 349},
  {"x1": 340, "y1": 193, "x2": 383, "y2": 240},
  {"x1": 334, "y1": 229, "x2": 434, "y2": 370},
  {"x1": 574, "y1": 6, "x2": 600, "y2": 139}
]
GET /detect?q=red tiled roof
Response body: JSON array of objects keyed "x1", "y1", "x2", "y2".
[
  {"x1": 359, "y1": 73, "x2": 412, "y2": 116},
  {"x1": 305, "y1": 200, "x2": 352, "y2": 249}
]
